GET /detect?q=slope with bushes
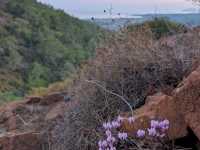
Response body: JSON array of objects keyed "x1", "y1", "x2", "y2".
[
  {"x1": 0, "y1": 0, "x2": 103, "y2": 102},
  {"x1": 35, "y1": 18, "x2": 186, "y2": 96}
]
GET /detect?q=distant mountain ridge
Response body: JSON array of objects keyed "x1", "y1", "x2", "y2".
[
  {"x1": 90, "y1": 13, "x2": 200, "y2": 30},
  {"x1": 143, "y1": 13, "x2": 200, "y2": 26}
]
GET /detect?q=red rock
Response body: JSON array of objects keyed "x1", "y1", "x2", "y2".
[
  {"x1": 45, "y1": 102, "x2": 66, "y2": 121},
  {"x1": 25, "y1": 96, "x2": 42, "y2": 105},
  {"x1": 0, "y1": 132, "x2": 42, "y2": 150},
  {"x1": 40, "y1": 92, "x2": 68, "y2": 105},
  {"x1": 0, "y1": 92, "x2": 72, "y2": 149},
  {"x1": 123, "y1": 65, "x2": 200, "y2": 140}
]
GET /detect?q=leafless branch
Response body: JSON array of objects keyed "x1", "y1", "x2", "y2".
[{"x1": 85, "y1": 79, "x2": 134, "y2": 116}]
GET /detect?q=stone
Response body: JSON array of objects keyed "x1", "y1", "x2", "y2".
[
  {"x1": 122, "y1": 65, "x2": 200, "y2": 140},
  {"x1": 0, "y1": 132, "x2": 42, "y2": 150}
]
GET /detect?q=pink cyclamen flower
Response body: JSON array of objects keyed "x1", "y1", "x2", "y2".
[
  {"x1": 118, "y1": 132, "x2": 128, "y2": 140},
  {"x1": 112, "y1": 137, "x2": 116, "y2": 143},
  {"x1": 98, "y1": 140, "x2": 103, "y2": 148},
  {"x1": 148, "y1": 128, "x2": 157, "y2": 136},
  {"x1": 117, "y1": 115, "x2": 125, "y2": 122},
  {"x1": 151, "y1": 120, "x2": 160, "y2": 128},
  {"x1": 98, "y1": 140, "x2": 108, "y2": 149},
  {"x1": 159, "y1": 119, "x2": 169, "y2": 131},
  {"x1": 128, "y1": 117, "x2": 135, "y2": 124},
  {"x1": 111, "y1": 121, "x2": 121, "y2": 128},
  {"x1": 105, "y1": 130, "x2": 112, "y2": 137},
  {"x1": 163, "y1": 119, "x2": 169, "y2": 128},
  {"x1": 110, "y1": 147, "x2": 116, "y2": 150},
  {"x1": 101, "y1": 140, "x2": 108, "y2": 147},
  {"x1": 107, "y1": 135, "x2": 116, "y2": 143},
  {"x1": 159, "y1": 133, "x2": 166, "y2": 138},
  {"x1": 136, "y1": 129, "x2": 145, "y2": 138},
  {"x1": 103, "y1": 122, "x2": 112, "y2": 130},
  {"x1": 107, "y1": 135, "x2": 112, "y2": 143},
  {"x1": 163, "y1": 119, "x2": 169, "y2": 125}
]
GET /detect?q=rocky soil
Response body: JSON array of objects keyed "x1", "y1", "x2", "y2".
[{"x1": 0, "y1": 92, "x2": 76, "y2": 150}]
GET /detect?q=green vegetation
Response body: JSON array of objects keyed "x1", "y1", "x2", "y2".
[
  {"x1": 127, "y1": 17, "x2": 186, "y2": 39},
  {"x1": 0, "y1": 1, "x2": 185, "y2": 103},
  {"x1": 30, "y1": 17, "x2": 188, "y2": 98},
  {"x1": 0, "y1": 91, "x2": 22, "y2": 104},
  {"x1": 0, "y1": 0, "x2": 103, "y2": 101}
]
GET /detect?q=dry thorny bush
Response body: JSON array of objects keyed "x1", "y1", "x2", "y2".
[{"x1": 48, "y1": 25, "x2": 200, "y2": 150}]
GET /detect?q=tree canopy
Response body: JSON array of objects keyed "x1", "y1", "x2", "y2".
[{"x1": 0, "y1": 0, "x2": 103, "y2": 100}]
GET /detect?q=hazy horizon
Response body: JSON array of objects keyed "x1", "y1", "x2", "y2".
[{"x1": 37, "y1": 0, "x2": 199, "y2": 18}]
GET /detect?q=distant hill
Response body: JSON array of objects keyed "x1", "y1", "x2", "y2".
[
  {"x1": 0, "y1": 0, "x2": 102, "y2": 102},
  {"x1": 143, "y1": 13, "x2": 200, "y2": 26},
  {"x1": 90, "y1": 13, "x2": 200, "y2": 30}
]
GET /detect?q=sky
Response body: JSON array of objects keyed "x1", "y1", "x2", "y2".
[{"x1": 37, "y1": 0, "x2": 198, "y2": 18}]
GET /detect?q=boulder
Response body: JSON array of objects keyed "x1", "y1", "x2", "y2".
[
  {"x1": 0, "y1": 132, "x2": 42, "y2": 150},
  {"x1": 123, "y1": 65, "x2": 200, "y2": 140},
  {"x1": 0, "y1": 92, "x2": 72, "y2": 149},
  {"x1": 45, "y1": 102, "x2": 66, "y2": 121}
]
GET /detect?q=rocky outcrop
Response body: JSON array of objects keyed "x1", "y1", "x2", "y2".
[
  {"x1": 0, "y1": 132, "x2": 41, "y2": 150},
  {"x1": 0, "y1": 92, "x2": 72, "y2": 150},
  {"x1": 123, "y1": 65, "x2": 200, "y2": 140}
]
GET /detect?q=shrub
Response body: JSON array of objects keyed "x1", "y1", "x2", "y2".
[
  {"x1": 27, "y1": 62, "x2": 49, "y2": 88},
  {"x1": 0, "y1": 91, "x2": 22, "y2": 104},
  {"x1": 28, "y1": 73, "x2": 77, "y2": 96},
  {"x1": 127, "y1": 17, "x2": 187, "y2": 39}
]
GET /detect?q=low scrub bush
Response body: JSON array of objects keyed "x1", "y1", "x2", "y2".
[
  {"x1": 0, "y1": 91, "x2": 22, "y2": 104},
  {"x1": 29, "y1": 73, "x2": 77, "y2": 96}
]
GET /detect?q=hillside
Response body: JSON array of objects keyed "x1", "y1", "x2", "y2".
[{"x1": 0, "y1": 0, "x2": 102, "y2": 102}]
